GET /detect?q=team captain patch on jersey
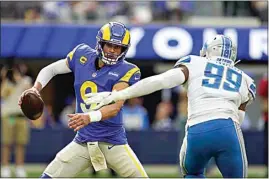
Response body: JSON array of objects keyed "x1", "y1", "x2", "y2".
[{"x1": 66, "y1": 43, "x2": 141, "y2": 145}]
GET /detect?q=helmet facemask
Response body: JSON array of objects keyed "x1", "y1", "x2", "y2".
[
  {"x1": 96, "y1": 22, "x2": 131, "y2": 65},
  {"x1": 97, "y1": 40, "x2": 128, "y2": 65}
]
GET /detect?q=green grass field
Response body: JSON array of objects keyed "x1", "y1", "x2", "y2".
[{"x1": 8, "y1": 164, "x2": 268, "y2": 178}]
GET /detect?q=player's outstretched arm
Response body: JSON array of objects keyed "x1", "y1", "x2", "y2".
[
  {"x1": 18, "y1": 59, "x2": 71, "y2": 106},
  {"x1": 85, "y1": 66, "x2": 188, "y2": 109}
]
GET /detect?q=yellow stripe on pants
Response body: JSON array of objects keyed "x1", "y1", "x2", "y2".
[{"x1": 123, "y1": 145, "x2": 147, "y2": 177}]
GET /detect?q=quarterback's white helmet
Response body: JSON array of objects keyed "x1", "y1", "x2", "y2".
[{"x1": 200, "y1": 35, "x2": 237, "y2": 62}]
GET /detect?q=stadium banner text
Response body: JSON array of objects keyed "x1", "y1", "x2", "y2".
[{"x1": 1, "y1": 24, "x2": 267, "y2": 61}]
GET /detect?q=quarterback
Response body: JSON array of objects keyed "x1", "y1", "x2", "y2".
[
  {"x1": 19, "y1": 22, "x2": 148, "y2": 178},
  {"x1": 84, "y1": 35, "x2": 256, "y2": 178}
]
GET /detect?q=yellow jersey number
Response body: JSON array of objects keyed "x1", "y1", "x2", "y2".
[{"x1": 80, "y1": 81, "x2": 98, "y2": 112}]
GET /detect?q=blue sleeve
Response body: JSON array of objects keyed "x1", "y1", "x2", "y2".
[
  {"x1": 128, "y1": 70, "x2": 141, "y2": 85},
  {"x1": 119, "y1": 66, "x2": 141, "y2": 86}
]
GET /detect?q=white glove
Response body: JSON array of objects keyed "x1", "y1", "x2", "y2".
[{"x1": 84, "y1": 91, "x2": 115, "y2": 110}]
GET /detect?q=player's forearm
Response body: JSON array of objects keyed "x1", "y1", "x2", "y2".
[
  {"x1": 35, "y1": 59, "x2": 71, "y2": 90},
  {"x1": 99, "y1": 101, "x2": 124, "y2": 120},
  {"x1": 113, "y1": 68, "x2": 186, "y2": 101},
  {"x1": 87, "y1": 101, "x2": 123, "y2": 123}
]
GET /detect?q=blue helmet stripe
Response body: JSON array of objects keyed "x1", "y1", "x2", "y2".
[
  {"x1": 221, "y1": 36, "x2": 224, "y2": 57},
  {"x1": 229, "y1": 39, "x2": 233, "y2": 58},
  {"x1": 110, "y1": 22, "x2": 126, "y2": 42},
  {"x1": 223, "y1": 37, "x2": 226, "y2": 58},
  {"x1": 222, "y1": 36, "x2": 232, "y2": 59},
  {"x1": 225, "y1": 37, "x2": 232, "y2": 59}
]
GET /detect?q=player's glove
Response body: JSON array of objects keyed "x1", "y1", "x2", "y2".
[{"x1": 84, "y1": 91, "x2": 115, "y2": 110}]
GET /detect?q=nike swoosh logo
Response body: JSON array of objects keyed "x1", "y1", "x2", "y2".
[{"x1": 108, "y1": 145, "x2": 116, "y2": 150}]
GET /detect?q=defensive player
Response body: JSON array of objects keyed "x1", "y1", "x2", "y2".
[
  {"x1": 84, "y1": 35, "x2": 256, "y2": 178},
  {"x1": 18, "y1": 22, "x2": 148, "y2": 178}
]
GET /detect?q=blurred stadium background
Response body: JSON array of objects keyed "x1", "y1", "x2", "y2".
[{"x1": 0, "y1": 1, "x2": 268, "y2": 178}]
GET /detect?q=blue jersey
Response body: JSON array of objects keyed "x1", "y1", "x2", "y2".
[{"x1": 66, "y1": 44, "x2": 141, "y2": 145}]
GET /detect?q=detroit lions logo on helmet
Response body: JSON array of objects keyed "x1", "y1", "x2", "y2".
[
  {"x1": 96, "y1": 22, "x2": 131, "y2": 65},
  {"x1": 200, "y1": 35, "x2": 237, "y2": 64}
]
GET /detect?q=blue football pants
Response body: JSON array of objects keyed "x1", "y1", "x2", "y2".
[{"x1": 180, "y1": 118, "x2": 248, "y2": 178}]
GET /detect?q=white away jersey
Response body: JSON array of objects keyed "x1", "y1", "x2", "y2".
[{"x1": 174, "y1": 55, "x2": 256, "y2": 126}]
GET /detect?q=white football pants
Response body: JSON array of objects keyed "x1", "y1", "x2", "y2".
[{"x1": 43, "y1": 141, "x2": 148, "y2": 178}]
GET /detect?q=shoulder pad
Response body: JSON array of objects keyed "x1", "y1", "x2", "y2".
[
  {"x1": 67, "y1": 44, "x2": 95, "y2": 60},
  {"x1": 75, "y1": 43, "x2": 95, "y2": 55}
]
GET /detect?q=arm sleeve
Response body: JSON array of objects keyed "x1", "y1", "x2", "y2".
[
  {"x1": 114, "y1": 68, "x2": 186, "y2": 101},
  {"x1": 36, "y1": 59, "x2": 71, "y2": 89}
]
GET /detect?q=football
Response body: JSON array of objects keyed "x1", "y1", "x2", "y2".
[{"x1": 21, "y1": 91, "x2": 44, "y2": 120}]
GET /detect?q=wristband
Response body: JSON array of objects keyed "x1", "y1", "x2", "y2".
[{"x1": 88, "y1": 110, "x2": 102, "y2": 122}]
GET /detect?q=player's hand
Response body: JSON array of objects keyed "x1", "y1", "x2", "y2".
[
  {"x1": 85, "y1": 91, "x2": 118, "y2": 110},
  {"x1": 68, "y1": 113, "x2": 91, "y2": 132},
  {"x1": 18, "y1": 87, "x2": 41, "y2": 107},
  {"x1": 84, "y1": 91, "x2": 112, "y2": 105},
  {"x1": 92, "y1": 94, "x2": 116, "y2": 110}
]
